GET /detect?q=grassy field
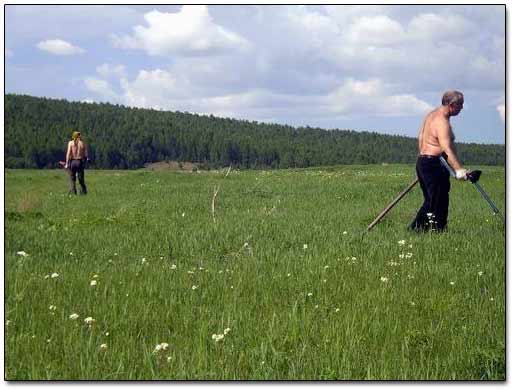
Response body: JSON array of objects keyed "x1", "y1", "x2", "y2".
[{"x1": 4, "y1": 164, "x2": 505, "y2": 380}]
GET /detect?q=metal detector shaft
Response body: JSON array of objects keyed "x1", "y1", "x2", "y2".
[
  {"x1": 472, "y1": 181, "x2": 505, "y2": 223},
  {"x1": 367, "y1": 177, "x2": 419, "y2": 231},
  {"x1": 439, "y1": 156, "x2": 504, "y2": 222}
]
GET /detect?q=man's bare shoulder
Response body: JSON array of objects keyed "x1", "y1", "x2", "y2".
[{"x1": 428, "y1": 110, "x2": 449, "y2": 130}]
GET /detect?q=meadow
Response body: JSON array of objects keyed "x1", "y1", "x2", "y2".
[{"x1": 4, "y1": 164, "x2": 505, "y2": 380}]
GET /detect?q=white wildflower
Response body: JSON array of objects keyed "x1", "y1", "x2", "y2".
[
  {"x1": 287, "y1": 273, "x2": 291, "y2": 277},
  {"x1": 324, "y1": 265, "x2": 329, "y2": 269},
  {"x1": 450, "y1": 281, "x2": 455, "y2": 286},
  {"x1": 490, "y1": 297, "x2": 495, "y2": 301},
  {"x1": 49, "y1": 305, "x2": 57, "y2": 311},
  {"x1": 223, "y1": 328, "x2": 231, "y2": 335},
  {"x1": 343, "y1": 231, "x2": 348, "y2": 235},
  {"x1": 154, "y1": 342, "x2": 169, "y2": 353},
  {"x1": 303, "y1": 244, "x2": 308, "y2": 250},
  {"x1": 192, "y1": 285, "x2": 198, "y2": 290},
  {"x1": 44, "y1": 275, "x2": 50, "y2": 279},
  {"x1": 181, "y1": 212, "x2": 185, "y2": 217},
  {"x1": 84, "y1": 317, "x2": 95, "y2": 325},
  {"x1": 141, "y1": 258, "x2": 146, "y2": 264},
  {"x1": 212, "y1": 334, "x2": 224, "y2": 342},
  {"x1": 100, "y1": 343, "x2": 108, "y2": 350},
  {"x1": 478, "y1": 271, "x2": 483, "y2": 276},
  {"x1": 380, "y1": 277, "x2": 389, "y2": 283},
  {"x1": 171, "y1": 264, "x2": 177, "y2": 270},
  {"x1": 92, "y1": 274, "x2": 99, "y2": 278},
  {"x1": 410, "y1": 301, "x2": 416, "y2": 306},
  {"x1": 398, "y1": 240, "x2": 406, "y2": 245},
  {"x1": 335, "y1": 308, "x2": 340, "y2": 313},
  {"x1": 90, "y1": 280, "x2": 97, "y2": 287},
  {"x1": 307, "y1": 292, "x2": 313, "y2": 297},
  {"x1": 16, "y1": 251, "x2": 29, "y2": 257},
  {"x1": 167, "y1": 356, "x2": 172, "y2": 362},
  {"x1": 51, "y1": 273, "x2": 59, "y2": 279},
  {"x1": 69, "y1": 313, "x2": 79, "y2": 320},
  {"x1": 69, "y1": 252, "x2": 73, "y2": 256}
]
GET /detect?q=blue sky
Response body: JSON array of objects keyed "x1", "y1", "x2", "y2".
[{"x1": 5, "y1": 4, "x2": 505, "y2": 144}]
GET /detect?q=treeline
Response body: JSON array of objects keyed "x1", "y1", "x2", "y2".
[{"x1": 5, "y1": 94, "x2": 505, "y2": 169}]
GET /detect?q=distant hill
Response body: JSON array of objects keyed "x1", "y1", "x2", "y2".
[{"x1": 5, "y1": 94, "x2": 505, "y2": 169}]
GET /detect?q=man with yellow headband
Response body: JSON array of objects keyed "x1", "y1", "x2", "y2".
[{"x1": 65, "y1": 131, "x2": 89, "y2": 194}]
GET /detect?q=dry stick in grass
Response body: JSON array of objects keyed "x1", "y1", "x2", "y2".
[{"x1": 211, "y1": 165, "x2": 232, "y2": 223}]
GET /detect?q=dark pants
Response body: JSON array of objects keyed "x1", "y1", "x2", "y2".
[
  {"x1": 69, "y1": 159, "x2": 87, "y2": 194},
  {"x1": 410, "y1": 156, "x2": 450, "y2": 232}
]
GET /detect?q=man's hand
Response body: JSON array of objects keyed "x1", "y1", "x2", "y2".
[{"x1": 455, "y1": 169, "x2": 468, "y2": 180}]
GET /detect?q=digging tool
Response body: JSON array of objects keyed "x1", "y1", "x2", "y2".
[
  {"x1": 439, "y1": 156, "x2": 504, "y2": 223},
  {"x1": 367, "y1": 177, "x2": 419, "y2": 231}
]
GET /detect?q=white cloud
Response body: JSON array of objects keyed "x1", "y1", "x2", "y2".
[
  {"x1": 36, "y1": 39, "x2": 85, "y2": 55},
  {"x1": 326, "y1": 78, "x2": 433, "y2": 117},
  {"x1": 97, "y1": 63, "x2": 126, "y2": 79},
  {"x1": 112, "y1": 6, "x2": 250, "y2": 57},
  {"x1": 346, "y1": 15, "x2": 405, "y2": 46},
  {"x1": 408, "y1": 12, "x2": 473, "y2": 40},
  {"x1": 84, "y1": 77, "x2": 118, "y2": 100},
  {"x1": 497, "y1": 104, "x2": 505, "y2": 122}
]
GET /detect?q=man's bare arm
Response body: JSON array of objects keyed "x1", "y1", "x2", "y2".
[
  {"x1": 436, "y1": 119, "x2": 464, "y2": 171},
  {"x1": 65, "y1": 142, "x2": 72, "y2": 166}
]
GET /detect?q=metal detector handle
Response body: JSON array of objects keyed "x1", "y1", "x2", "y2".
[
  {"x1": 439, "y1": 156, "x2": 456, "y2": 178},
  {"x1": 440, "y1": 156, "x2": 505, "y2": 223}
]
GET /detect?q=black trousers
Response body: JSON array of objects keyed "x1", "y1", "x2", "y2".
[
  {"x1": 410, "y1": 156, "x2": 450, "y2": 231},
  {"x1": 69, "y1": 159, "x2": 87, "y2": 194}
]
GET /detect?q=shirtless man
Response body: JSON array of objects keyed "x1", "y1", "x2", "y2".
[
  {"x1": 65, "y1": 131, "x2": 89, "y2": 195},
  {"x1": 410, "y1": 90, "x2": 467, "y2": 232}
]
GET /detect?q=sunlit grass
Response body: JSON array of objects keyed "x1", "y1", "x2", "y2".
[{"x1": 5, "y1": 165, "x2": 505, "y2": 380}]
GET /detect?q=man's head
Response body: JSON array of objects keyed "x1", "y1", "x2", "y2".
[
  {"x1": 72, "y1": 131, "x2": 81, "y2": 141},
  {"x1": 441, "y1": 90, "x2": 464, "y2": 116}
]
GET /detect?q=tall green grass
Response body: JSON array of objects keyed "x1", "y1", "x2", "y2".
[{"x1": 5, "y1": 165, "x2": 505, "y2": 380}]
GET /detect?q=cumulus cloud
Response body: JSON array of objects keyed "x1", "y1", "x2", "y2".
[
  {"x1": 73, "y1": 5, "x2": 502, "y2": 141},
  {"x1": 96, "y1": 63, "x2": 126, "y2": 79},
  {"x1": 36, "y1": 39, "x2": 85, "y2": 55},
  {"x1": 111, "y1": 6, "x2": 250, "y2": 56},
  {"x1": 84, "y1": 77, "x2": 118, "y2": 100},
  {"x1": 497, "y1": 104, "x2": 505, "y2": 122},
  {"x1": 407, "y1": 12, "x2": 474, "y2": 41},
  {"x1": 346, "y1": 15, "x2": 405, "y2": 46},
  {"x1": 326, "y1": 78, "x2": 433, "y2": 117}
]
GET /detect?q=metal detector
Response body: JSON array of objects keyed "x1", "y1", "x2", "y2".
[{"x1": 439, "y1": 156, "x2": 505, "y2": 224}]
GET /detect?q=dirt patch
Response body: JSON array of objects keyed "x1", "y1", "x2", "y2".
[{"x1": 144, "y1": 161, "x2": 202, "y2": 172}]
